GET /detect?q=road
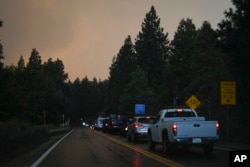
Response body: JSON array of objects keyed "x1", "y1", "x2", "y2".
[
  {"x1": 36, "y1": 128, "x2": 171, "y2": 167},
  {"x1": 32, "y1": 127, "x2": 231, "y2": 167}
]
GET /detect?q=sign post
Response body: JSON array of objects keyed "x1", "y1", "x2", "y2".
[{"x1": 220, "y1": 81, "x2": 236, "y2": 142}]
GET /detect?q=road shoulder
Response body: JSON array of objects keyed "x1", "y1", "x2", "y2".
[{"x1": 2, "y1": 133, "x2": 66, "y2": 167}]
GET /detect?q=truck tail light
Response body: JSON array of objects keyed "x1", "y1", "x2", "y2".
[
  {"x1": 216, "y1": 123, "x2": 219, "y2": 135},
  {"x1": 172, "y1": 124, "x2": 177, "y2": 136}
]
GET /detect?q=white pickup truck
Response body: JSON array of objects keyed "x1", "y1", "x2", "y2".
[{"x1": 147, "y1": 108, "x2": 219, "y2": 154}]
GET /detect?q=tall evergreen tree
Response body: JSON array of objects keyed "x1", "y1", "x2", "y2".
[
  {"x1": 0, "y1": 20, "x2": 3, "y2": 69},
  {"x1": 167, "y1": 18, "x2": 197, "y2": 104},
  {"x1": 0, "y1": 20, "x2": 5, "y2": 120},
  {"x1": 43, "y1": 58, "x2": 68, "y2": 87},
  {"x1": 16, "y1": 55, "x2": 28, "y2": 121},
  {"x1": 25, "y1": 49, "x2": 45, "y2": 124},
  {"x1": 218, "y1": 0, "x2": 250, "y2": 140},
  {"x1": 43, "y1": 58, "x2": 68, "y2": 125},
  {"x1": 189, "y1": 21, "x2": 229, "y2": 117},
  {"x1": 218, "y1": 0, "x2": 250, "y2": 85},
  {"x1": 0, "y1": 65, "x2": 19, "y2": 121},
  {"x1": 109, "y1": 35, "x2": 136, "y2": 113},
  {"x1": 119, "y1": 68, "x2": 155, "y2": 115},
  {"x1": 135, "y1": 6, "x2": 170, "y2": 92},
  {"x1": 17, "y1": 55, "x2": 25, "y2": 70}
]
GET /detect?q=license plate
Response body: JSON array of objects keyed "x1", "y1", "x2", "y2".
[{"x1": 192, "y1": 138, "x2": 202, "y2": 143}]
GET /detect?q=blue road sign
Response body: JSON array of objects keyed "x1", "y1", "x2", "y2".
[{"x1": 135, "y1": 104, "x2": 145, "y2": 114}]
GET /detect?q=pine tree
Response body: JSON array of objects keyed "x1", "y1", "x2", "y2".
[
  {"x1": 119, "y1": 68, "x2": 155, "y2": 115},
  {"x1": 217, "y1": 0, "x2": 250, "y2": 141},
  {"x1": 135, "y1": 6, "x2": 170, "y2": 92},
  {"x1": 189, "y1": 21, "x2": 229, "y2": 117},
  {"x1": 109, "y1": 35, "x2": 136, "y2": 113},
  {"x1": 17, "y1": 55, "x2": 25, "y2": 70},
  {"x1": 218, "y1": 0, "x2": 250, "y2": 77},
  {"x1": 167, "y1": 18, "x2": 197, "y2": 104},
  {"x1": 25, "y1": 49, "x2": 45, "y2": 124},
  {"x1": 0, "y1": 20, "x2": 4, "y2": 69}
]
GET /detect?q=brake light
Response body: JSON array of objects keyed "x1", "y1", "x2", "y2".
[
  {"x1": 216, "y1": 123, "x2": 219, "y2": 135},
  {"x1": 177, "y1": 109, "x2": 183, "y2": 112},
  {"x1": 172, "y1": 124, "x2": 177, "y2": 136},
  {"x1": 216, "y1": 123, "x2": 219, "y2": 130},
  {"x1": 134, "y1": 123, "x2": 143, "y2": 128}
]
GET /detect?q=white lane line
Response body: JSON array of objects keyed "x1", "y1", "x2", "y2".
[
  {"x1": 30, "y1": 129, "x2": 74, "y2": 167},
  {"x1": 215, "y1": 146, "x2": 233, "y2": 151}
]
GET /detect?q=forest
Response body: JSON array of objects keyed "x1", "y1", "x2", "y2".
[{"x1": 0, "y1": 0, "x2": 250, "y2": 143}]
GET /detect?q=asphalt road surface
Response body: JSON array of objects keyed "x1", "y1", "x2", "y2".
[
  {"x1": 36, "y1": 128, "x2": 172, "y2": 167},
  {"x1": 31, "y1": 127, "x2": 232, "y2": 167}
]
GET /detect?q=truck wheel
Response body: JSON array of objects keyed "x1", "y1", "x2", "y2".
[
  {"x1": 162, "y1": 132, "x2": 171, "y2": 153},
  {"x1": 147, "y1": 132, "x2": 155, "y2": 150},
  {"x1": 203, "y1": 143, "x2": 214, "y2": 154}
]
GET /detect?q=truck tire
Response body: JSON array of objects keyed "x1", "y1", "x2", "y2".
[
  {"x1": 202, "y1": 143, "x2": 214, "y2": 154},
  {"x1": 162, "y1": 132, "x2": 172, "y2": 153},
  {"x1": 147, "y1": 132, "x2": 155, "y2": 150}
]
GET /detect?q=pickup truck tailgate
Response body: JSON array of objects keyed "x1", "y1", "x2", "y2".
[{"x1": 176, "y1": 121, "x2": 217, "y2": 138}]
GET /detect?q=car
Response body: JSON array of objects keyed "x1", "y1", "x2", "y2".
[
  {"x1": 105, "y1": 115, "x2": 129, "y2": 134},
  {"x1": 119, "y1": 117, "x2": 133, "y2": 137},
  {"x1": 127, "y1": 116, "x2": 155, "y2": 142},
  {"x1": 102, "y1": 118, "x2": 110, "y2": 133},
  {"x1": 95, "y1": 117, "x2": 106, "y2": 130}
]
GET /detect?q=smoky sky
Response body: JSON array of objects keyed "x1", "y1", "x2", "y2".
[{"x1": 0, "y1": 0, "x2": 233, "y2": 81}]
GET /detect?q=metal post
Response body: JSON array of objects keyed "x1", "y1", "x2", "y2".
[
  {"x1": 226, "y1": 106, "x2": 229, "y2": 142},
  {"x1": 43, "y1": 110, "x2": 45, "y2": 128},
  {"x1": 62, "y1": 114, "x2": 64, "y2": 127}
]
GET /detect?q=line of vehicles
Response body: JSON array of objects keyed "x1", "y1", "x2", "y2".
[
  {"x1": 93, "y1": 114, "x2": 155, "y2": 142},
  {"x1": 87, "y1": 108, "x2": 220, "y2": 154}
]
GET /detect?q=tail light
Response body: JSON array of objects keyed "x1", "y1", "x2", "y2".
[
  {"x1": 216, "y1": 123, "x2": 219, "y2": 135},
  {"x1": 172, "y1": 124, "x2": 177, "y2": 136},
  {"x1": 177, "y1": 109, "x2": 183, "y2": 112},
  {"x1": 134, "y1": 123, "x2": 143, "y2": 128}
]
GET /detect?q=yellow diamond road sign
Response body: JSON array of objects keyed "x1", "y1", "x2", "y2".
[
  {"x1": 220, "y1": 81, "x2": 236, "y2": 105},
  {"x1": 185, "y1": 95, "x2": 201, "y2": 109}
]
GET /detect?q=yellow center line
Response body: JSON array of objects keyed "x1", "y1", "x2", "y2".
[{"x1": 96, "y1": 130, "x2": 185, "y2": 167}]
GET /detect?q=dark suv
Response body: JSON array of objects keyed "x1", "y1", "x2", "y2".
[{"x1": 106, "y1": 115, "x2": 129, "y2": 134}]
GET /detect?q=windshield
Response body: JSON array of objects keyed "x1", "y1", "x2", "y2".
[
  {"x1": 164, "y1": 111, "x2": 195, "y2": 117},
  {"x1": 138, "y1": 117, "x2": 155, "y2": 124}
]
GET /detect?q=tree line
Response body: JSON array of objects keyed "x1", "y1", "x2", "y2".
[{"x1": 0, "y1": 1, "x2": 249, "y2": 142}]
